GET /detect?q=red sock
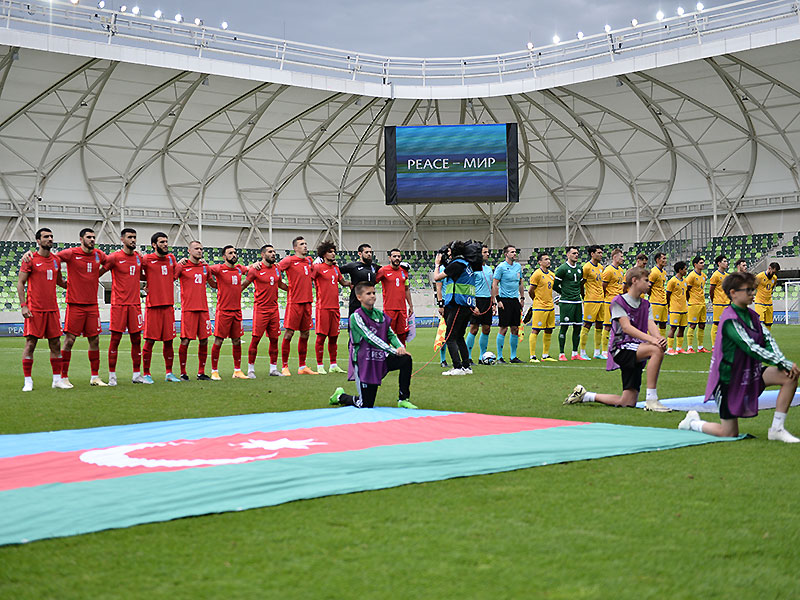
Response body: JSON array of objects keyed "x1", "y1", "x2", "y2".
[
  {"x1": 198, "y1": 343, "x2": 208, "y2": 374},
  {"x1": 298, "y1": 336, "x2": 308, "y2": 367},
  {"x1": 163, "y1": 340, "x2": 174, "y2": 373},
  {"x1": 88, "y1": 350, "x2": 100, "y2": 377},
  {"x1": 281, "y1": 336, "x2": 291, "y2": 368},
  {"x1": 211, "y1": 343, "x2": 221, "y2": 371},
  {"x1": 315, "y1": 335, "x2": 326, "y2": 365},
  {"x1": 108, "y1": 331, "x2": 122, "y2": 371},
  {"x1": 232, "y1": 344, "x2": 242, "y2": 370},
  {"x1": 22, "y1": 358, "x2": 33, "y2": 377},
  {"x1": 50, "y1": 356, "x2": 62, "y2": 376},
  {"x1": 248, "y1": 337, "x2": 260, "y2": 365},
  {"x1": 328, "y1": 335, "x2": 338, "y2": 363},
  {"x1": 398, "y1": 331, "x2": 408, "y2": 344},
  {"x1": 143, "y1": 340, "x2": 155, "y2": 376},
  {"x1": 61, "y1": 350, "x2": 71, "y2": 378},
  {"x1": 269, "y1": 337, "x2": 279, "y2": 365},
  {"x1": 179, "y1": 344, "x2": 188, "y2": 376},
  {"x1": 130, "y1": 333, "x2": 142, "y2": 371}
]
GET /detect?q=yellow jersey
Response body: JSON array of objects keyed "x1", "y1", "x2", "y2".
[
  {"x1": 529, "y1": 268, "x2": 555, "y2": 309},
  {"x1": 708, "y1": 269, "x2": 728, "y2": 305},
  {"x1": 648, "y1": 266, "x2": 668, "y2": 305},
  {"x1": 755, "y1": 271, "x2": 777, "y2": 305},
  {"x1": 602, "y1": 264, "x2": 625, "y2": 301},
  {"x1": 582, "y1": 261, "x2": 604, "y2": 302},
  {"x1": 684, "y1": 269, "x2": 707, "y2": 305},
  {"x1": 666, "y1": 275, "x2": 688, "y2": 312}
]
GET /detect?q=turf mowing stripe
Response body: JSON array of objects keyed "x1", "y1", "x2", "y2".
[{"x1": 0, "y1": 422, "x2": 742, "y2": 546}]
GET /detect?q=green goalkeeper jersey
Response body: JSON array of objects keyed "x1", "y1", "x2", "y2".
[{"x1": 553, "y1": 262, "x2": 582, "y2": 303}]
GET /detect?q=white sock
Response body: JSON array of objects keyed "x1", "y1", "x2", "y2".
[
  {"x1": 24, "y1": 376, "x2": 33, "y2": 385},
  {"x1": 689, "y1": 420, "x2": 705, "y2": 433},
  {"x1": 248, "y1": 363, "x2": 255, "y2": 371},
  {"x1": 646, "y1": 389, "x2": 658, "y2": 401},
  {"x1": 108, "y1": 371, "x2": 116, "y2": 377},
  {"x1": 52, "y1": 374, "x2": 61, "y2": 384},
  {"x1": 571, "y1": 351, "x2": 578, "y2": 357},
  {"x1": 584, "y1": 391, "x2": 596, "y2": 403},
  {"x1": 132, "y1": 371, "x2": 140, "y2": 379},
  {"x1": 299, "y1": 364, "x2": 307, "y2": 370},
  {"x1": 772, "y1": 411, "x2": 788, "y2": 430},
  {"x1": 330, "y1": 363, "x2": 338, "y2": 368},
  {"x1": 270, "y1": 363, "x2": 277, "y2": 371}
]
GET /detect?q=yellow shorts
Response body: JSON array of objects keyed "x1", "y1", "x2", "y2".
[
  {"x1": 754, "y1": 303, "x2": 773, "y2": 326},
  {"x1": 584, "y1": 301, "x2": 605, "y2": 323},
  {"x1": 651, "y1": 303, "x2": 668, "y2": 323},
  {"x1": 602, "y1": 301, "x2": 613, "y2": 326},
  {"x1": 712, "y1": 303, "x2": 728, "y2": 323},
  {"x1": 669, "y1": 311, "x2": 688, "y2": 327},
  {"x1": 532, "y1": 308, "x2": 555, "y2": 330},
  {"x1": 688, "y1": 304, "x2": 706, "y2": 324}
]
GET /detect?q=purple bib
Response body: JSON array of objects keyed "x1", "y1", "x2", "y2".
[
  {"x1": 348, "y1": 307, "x2": 391, "y2": 386},
  {"x1": 606, "y1": 294, "x2": 651, "y2": 372}
]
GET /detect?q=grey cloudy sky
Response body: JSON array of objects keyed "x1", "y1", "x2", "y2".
[{"x1": 111, "y1": 0, "x2": 728, "y2": 56}]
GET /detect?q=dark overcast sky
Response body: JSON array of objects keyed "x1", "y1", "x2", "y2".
[{"x1": 103, "y1": 0, "x2": 731, "y2": 57}]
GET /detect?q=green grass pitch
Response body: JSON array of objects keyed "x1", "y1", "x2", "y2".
[{"x1": 1, "y1": 326, "x2": 799, "y2": 599}]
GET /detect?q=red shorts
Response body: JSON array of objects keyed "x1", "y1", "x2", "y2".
[
  {"x1": 315, "y1": 307, "x2": 341, "y2": 336},
  {"x1": 64, "y1": 304, "x2": 101, "y2": 337},
  {"x1": 181, "y1": 310, "x2": 211, "y2": 340},
  {"x1": 110, "y1": 305, "x2": 143, "y2": 334},
  {"x1": 284, "y1": 302, "x2": 312, "y2": 332},
  {"x1": 214, "y1": 309, "x2": 243, "y2": 339},
  {"x1": 144, "y1": 306, "x2": 176, "y2": 341},
  {"x1": 23, "y1": 310, "x2": 62, "y2": 339},
  {"x1": 385, "y1": 308, "x2": 409, "y2": 336},
  {"x1": 253, "y1": 307, "x2": 280, "y2": 339}
]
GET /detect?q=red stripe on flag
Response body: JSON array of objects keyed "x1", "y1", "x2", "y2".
[{"x1": 0, "y1": 413, "x2": 586, "y2": 491}]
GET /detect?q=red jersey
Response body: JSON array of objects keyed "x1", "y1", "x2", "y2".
[
  {"x1": 209, "y1": 263, "x2": 246, "y2": 312},
  {"x1": 377, "y1": 265, "x2": 410, "y2": 310},
  {"x1": 141, "y1": 252, "x2": 178, "y2": 308},
  {"x1": 312, "y1": 263, "x2": 343, "y2": 309},
  {"x1": 277, "y1": 255, "x2": 314, "y2": 304},
  {"x1": 177, "y1": 262, "x2": 211, "y2": 312},
  {"x1": 20, "y1": 252, "x2": 61, "y2": 312},
  {"x1": 105, "y1": 250, "x2": 142, "y2": 306},
  {"x1": 56, "y1": 246, "x2": 107, "y2": 305},
  {"x1": 246, "y1": 263, "x2": 281, "y2": 310}
]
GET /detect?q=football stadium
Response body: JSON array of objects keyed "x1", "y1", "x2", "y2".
[{"x1": 2, "y1": 0, "x2": 800, "y2": 597}]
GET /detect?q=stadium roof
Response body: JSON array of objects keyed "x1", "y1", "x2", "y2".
[{"x1": 1, "y1": 0, "x2": 799, "y2": 249}]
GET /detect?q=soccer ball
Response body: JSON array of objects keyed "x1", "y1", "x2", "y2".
[{"x1": 480, "y1": 351, "x2": 497, "y2": 365}]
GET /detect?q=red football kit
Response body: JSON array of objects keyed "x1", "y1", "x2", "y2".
[
  {"x1": 377, "y1": 264, "x2": 410, "y2": 336},
  {"x1": 312, "y1": 263, "x2": 342, "y2": 336},
  {"x1": 105, "y1": 250, "x2": 143, "y2": 334},
  {"x1": 177, "y1": 262, "x2": 211, "y2": 340},
  {"x1": 57, "y1": 246, "x2": 106, "y2": 337},
  {"x1": 278, "y1": 255, "x2": 314, "y2": 331},
  {"x1": 20, "y1": 253, "x2": 62, "y2": 339},
  {"x1": 209, "y1": 263, "x2": 246, "y2": 339},
  {"x1": 141, "y1": 252, "x2": 178, "y2": 341},
  {"x1": 247, "y1": 263, "x2": 282, "y2": 339}
]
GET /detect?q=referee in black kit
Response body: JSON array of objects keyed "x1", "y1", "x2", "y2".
[{"x1": 340, "y1": 243, "x2": 380, "y2": 315}]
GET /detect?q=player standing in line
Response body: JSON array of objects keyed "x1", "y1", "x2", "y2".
[
  {"x1": 176, "y1": 241, "x2": 213, "y2": 381},
  {"x1": 278, "y1": 236, "x2": 318, "y2": 376},
  {"x1": 553, "y1": 246, "x2": 584, "y2": 361},
  {"x1": 735, "y1": 259, "x2": 748, "y2": 273},
  {"x1": 340, "y1": 243, "x2": 379, "y2": 316},
  {"x1": 207, "y1": 245, "x2": 248, "y2": 380},
  {"x1": 466, "y1": 244, "x2": 494, "y2": 364},
  {"x1": 101, "y1": 228, "x2": 144, "y2": 386},
  {"x1": 492, "y1": 244, "x2": 525, "y2": 364},
  {"x1": 678, "y1": 271, "x2": 799, "y2": 442},
  {"x1": 55, "y1": 228, "x2": 108, "y2": 387},
  {"x1": 17, "y1": 228, "x2": 69, "y2": 391},
  {"x1": 376, "y1": 249, "x2": 413, "y2": 345},
  {"x1": 685, "y1": 256, "x2": 709, "y2": 353},
  {"x1": 647, "y1": 252, "x2": 669, "y2": 338},
  {"x1": 564, "y1": 267, "x2": 669, "y2": 411},
  {"x1": 754, "y1": 262, "x2": 780, "y2": 331},
  {"x1": 601, "y1": 248, "x2": 625, "y2": 360},
  {"x1": 528, "y1": 252, "x2": 556, "y2": 363},
  {"x1": 580, "y1": 245, "x2": 605, "y2": 360},
  {"x1": 708, "y1": 255, "x2": 729, "y2": 349},
  {"x1": 665, "y1": 261, "x2": 689, "y2": 355},
  {"x1": 635, "y1": 253, "x2": 648, "y2": 269},
  {"x1": 312, "y1": 242, "x2": 350, "y2": 374},
  {"x1": 140, "y1": 232, "x2": 179, "y2": 383},
  {"x1": 242, "y1": 244, "x2": 287, "y2": 378}
]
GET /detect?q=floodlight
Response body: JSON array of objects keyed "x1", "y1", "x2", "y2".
[
  {"x1": 97, "y1": 1, "x2": 104, "y2": 7},
  {"x1": 154, "y1": 9, "x2": 162, "y2": 18},
  {"x1": 577, "y1": 31, "x2": 584, "y2": 40},
  {"x1": 656, "y1": 10, "x2": 664, "y2": 21},
  {"x1": 120, "y1": 5, "x2": 127, "y2": 12},
  {"x1": 194, "y1": 17, "x2": 202, "y2": 26},
  {"x1": 131, "y1": 5, "x2": 139, "y2": 15},
  {"x1": 174, "y1": 13, "x2": 182, "y2": 22},
  {"x1": 221, "y1": 21, "x2": 228, "y2": 30},
  {"x1": 552, "y1": 34, "x2": 560, "y2": 44},
  {"x1": 696, "y1": 2, "x2": 704, "y2": 10},
  {"x1": 70, "y1": 0, "x2": 79, "y2": 5},
  {"x1": 631, "y1": 18, "x2": 638, "y2": 26},
  {"x1": 526, "y1": 41, "x2": 534, "y2": 50},
  {"x1": 604, "y1": 24, "x2": 611, "y2": 33},
  {"x1": 677, "y1": 6, "x2": 685, "y2": 16}
]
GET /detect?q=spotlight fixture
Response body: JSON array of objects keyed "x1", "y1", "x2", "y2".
[
  {"x1": 70, "y1": 0, "x2": 79, "y2": 5},
  {"x1": 97, "y1": 0, "x2": 105, "y2": 7},
  {"x1": 696, "y1": 2, "x2": 704, "y2": 10},
  {"x1": 174, "y1": 13, "x2": 182, "y2": 22},
  {"x1": 154, "y1": 9, "x2": 162, "y2": 18},
  {"x1": 656, "y1": 10, "x2": 664, "y2": 21},
  {"x1": 604, "y1": 24, "x2": 611, "y2": 33},
  {"x1": 677, "y1": 6, "x2": 685, "y2": 16},
  {"x1": 552, "y1": 34, "x2": 560, "y2": 44},
  {"x1": 194, "y1": 17, "x2": 202, "y2": 26},
  {"x1": 577, "y1": 31, "x2": 584, "y2": 40},
  {"x1": 526, "y1": 41, "x2": 534, "y2": 50},
  {"x1": 120, "y1": 5, "x2": 127, "y2": 12},
  {"x1": 631, "y1": 18, "x2": 638, "y2": 27},
  {"x1": 131, "y1": 5, "x2": 139, "y2": 15},
  {"x1": 221, "y1": 21, "x2": 228, "y2": 30}
]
